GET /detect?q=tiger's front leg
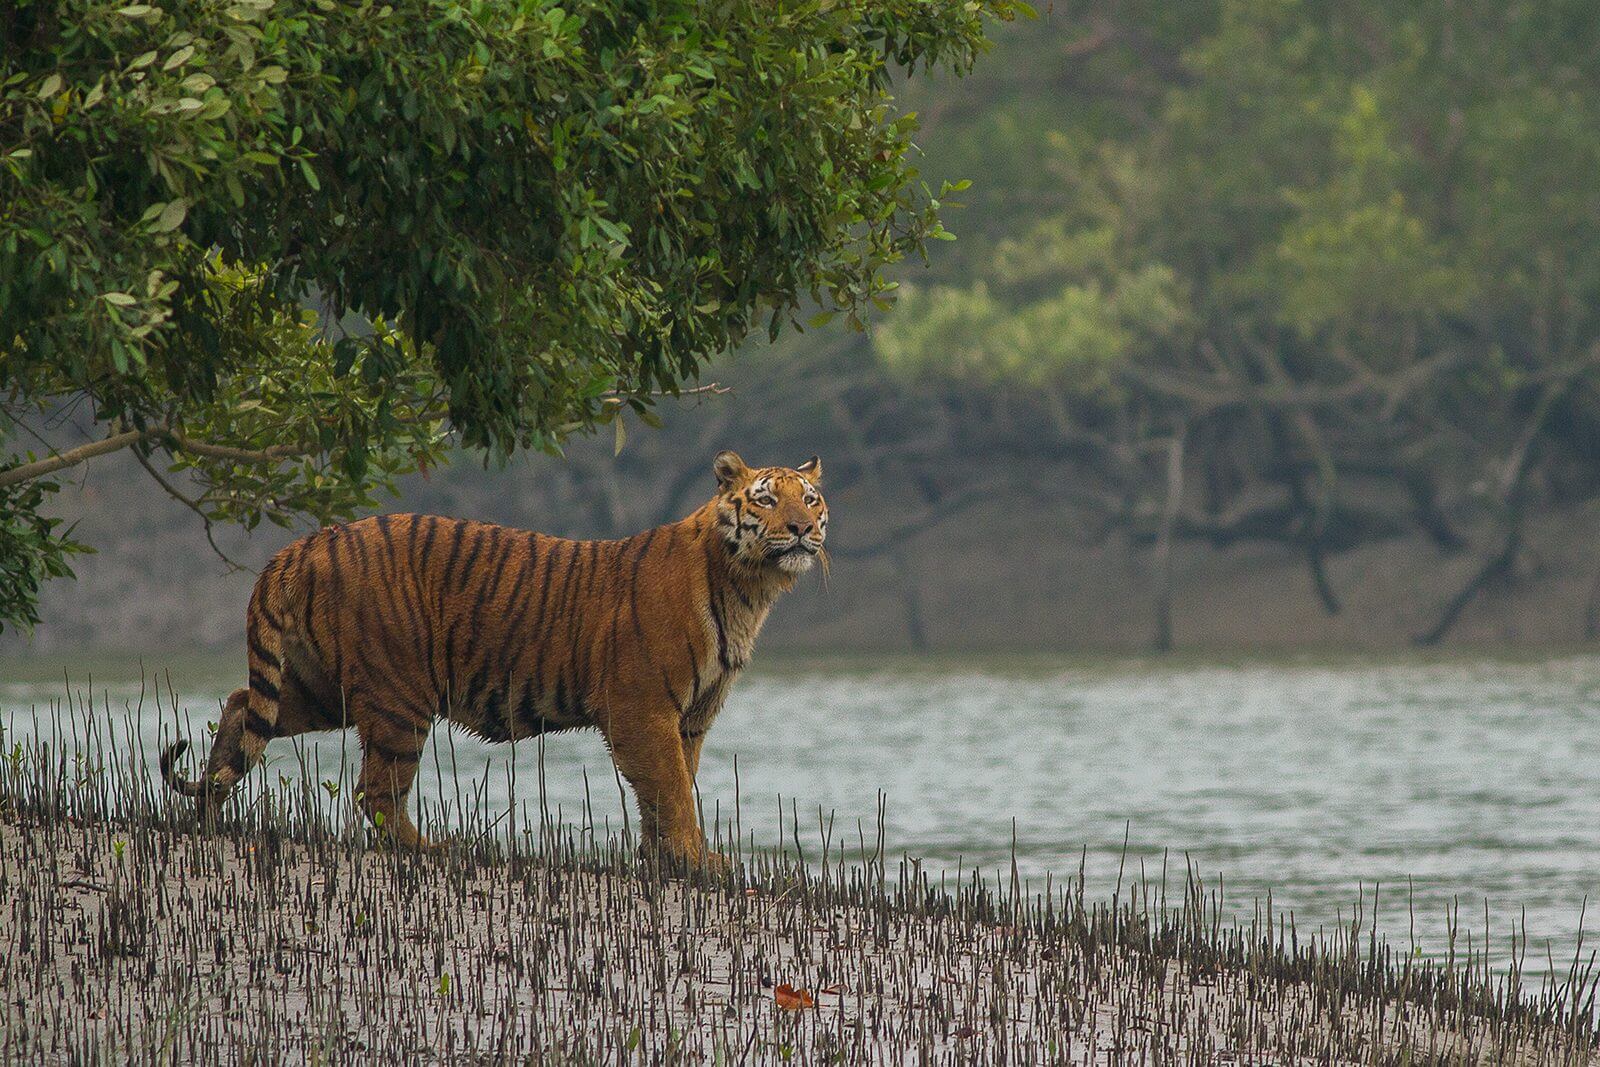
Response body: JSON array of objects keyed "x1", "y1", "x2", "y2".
[
  {"x1": 355, "y1": 707, "x2": 435, "y2": 851},
  {"x1": 681, "y1": 726, "x2": 707, "y2": 781},
  {"x1": 675, "y1": 728, "x2": 733, "y2": 872},
  {"x1": 606, "y1": 712, "x2": 720, "y2": 870}
]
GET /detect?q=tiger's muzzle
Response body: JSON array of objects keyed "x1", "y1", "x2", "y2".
[{"x1": 767, "y1": 536, "x2": 823, "y2": 571}]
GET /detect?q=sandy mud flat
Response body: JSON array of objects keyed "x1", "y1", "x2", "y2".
[{"x1": 3, "y1": 802, "x2": 1596, "y2": 1064}]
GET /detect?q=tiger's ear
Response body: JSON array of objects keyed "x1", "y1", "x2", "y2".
[
  {"x1": 796, "y1": 455, "x2": 823, "y2": 483},
  {"x1": 713, "y1": 450, "x2": 749, "y2": 488}
]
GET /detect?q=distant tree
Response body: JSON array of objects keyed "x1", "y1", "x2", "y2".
[
  {"x1": 0, "y1": 0, "x2": 1027, "y2": 632},
  {"x1": 876, "y1": 1, "x2": 1600, "y2": 645}
]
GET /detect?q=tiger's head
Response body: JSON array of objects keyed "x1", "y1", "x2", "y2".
[{"x1": 712, "y1": 451, "x2": 828, "y2": 575}]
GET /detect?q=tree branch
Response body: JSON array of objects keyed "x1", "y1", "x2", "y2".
[
  {"x1": 1, "y1": 382, "x2": 727, "y2": 491},
  {"x1": 160, "y1": 431, "x2": 310, "y2": 466},
  {"x1": 130, "y1": 447, "x2": 250, "y2": 574},
  {"x1": 0, "y1": 429, "x2": 148, "y2": 489},
  {"x1": 0, "y1": 424, "x2": 324, "y2": 490},
  {"x1": 1123, "y1": 349, "x2": 1458, "y2": 415},
  {"x1": 1413, "y1": 525, "x2": 1522, "y2": 647}
]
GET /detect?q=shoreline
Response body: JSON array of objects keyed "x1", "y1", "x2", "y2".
[
  {"x1": 8, "y1": 643, "x2": 1600, "y2": 688},
  {"x1": 3, "y1": 744, "x2": 1597, "y2": 1063},
  {"x1": 16, "y1": 447, "x2": 1600, "y2": 658}
]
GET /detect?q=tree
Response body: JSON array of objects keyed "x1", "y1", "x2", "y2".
[
  {"x1": 0, "y1": 0, "x2": 1028, "y2": 632},
  {"x1": 875, "y1": 0, "x2": 1600, "y2": 645}
]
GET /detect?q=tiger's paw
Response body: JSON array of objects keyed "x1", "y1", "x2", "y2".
[{"x1": 645, "y1": 839, "x2": 733, "y2": 879}]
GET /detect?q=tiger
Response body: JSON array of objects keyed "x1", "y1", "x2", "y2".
[{"x1": 160, "y1": 450, "x2": 828, "y2": 866}]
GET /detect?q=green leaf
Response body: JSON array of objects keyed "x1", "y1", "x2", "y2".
[
  {"x1": 102, "y1": 292, "x2": 137, "y2": 306},
  {"x1": 150, "y1": 199, "x2": 188, "y2": 233},
  {"x1": 594, "y1": 216, "x2": 629, "y2": 246}
]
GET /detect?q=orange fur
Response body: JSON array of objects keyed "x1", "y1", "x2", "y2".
[{"x1": 161, "y1": 451, "x2": 828, "y2": 864}]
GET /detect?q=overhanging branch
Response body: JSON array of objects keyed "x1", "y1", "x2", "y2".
[
  {"x1": 0, "y1": 427, "x2": 313, "y2": 490},
  {"x1": 0, "y1": 429, "x2": 148, "y2": 489},
  {"x1": 0, "y1": 381, "x2": 727, "y2": 491}
]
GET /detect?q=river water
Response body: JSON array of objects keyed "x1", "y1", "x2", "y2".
[{"x1": 4, "y1": 653, "x2": 1598, "y2": 977}]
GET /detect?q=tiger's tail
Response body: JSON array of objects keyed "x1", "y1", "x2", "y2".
[
  {"x1": 158, "y1": 739, "x2": 212, "y2": 799},
  {"x1": 159, "y1": 687, "x2": 252, "y2": 812}
]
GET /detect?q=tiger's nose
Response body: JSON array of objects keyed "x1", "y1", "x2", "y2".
[{"x1": 786, "y1": 520, "x2": 814, "y2": 538}]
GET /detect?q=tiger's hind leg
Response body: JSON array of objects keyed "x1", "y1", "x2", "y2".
[
  {"x1": 355, "y1": 710, "x2": 434, "y2": 850},
  {"x1": 159, "y1": 656, "x2": 343, "y2": 821},
  {"x1": 201, "y1": 687, "x2": 256, "y2": 818},
  {"x1": 160, "y1": 675, "x2": 284, "y2": 823},
  {"x1": 165, "y1": 601, "x2": 294, "y2": 819},
  {"x1": 159, "y1": 546, "x2": 338, "y2": 822}
]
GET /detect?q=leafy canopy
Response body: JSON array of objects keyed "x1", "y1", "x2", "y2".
[
  {"x1": 0, "y1": 0, "x2": 1026, "y2": 632},
  {"x1": 879, "y1": 0, "x2": 1600, "y2": 507}
]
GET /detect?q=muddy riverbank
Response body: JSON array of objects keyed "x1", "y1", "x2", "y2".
[{"x1": 3, "y1": 775, "x2": 1597, "y2": 1063}]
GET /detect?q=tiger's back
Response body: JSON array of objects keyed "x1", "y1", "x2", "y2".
[{"x1": 262, "y1": 516, "x2": 653, "y2": 742}]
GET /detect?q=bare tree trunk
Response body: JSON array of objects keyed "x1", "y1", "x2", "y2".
[
  {"x1": 1582, "y1": 563, "x2": 1600, "y2": 641},
  {"x1": 894, "y1": 548, "x2": 931, "y2": 653},
  {"x1": 1278, "y1": 430, "x2": 1343, "y2": 615},
  {"x1": 1402, "y1": 470, "x2": 1467, "y2": 553},
  {"x1": 1238, "y1": 330, "x2": 1351, "y2": 615},
  {"x1": 1305, "y1": 535, "x2": 1343, "y2": 616},
  {"x1": 1152, "y1": 428, "x2": 1186, "y2": 653},
  {"x1": 1414, "y1": 522, "x2": 1522, "y2": 646},
  {"x1": 1414, "y1": 369, "x2": 1585, "y2": 645}
]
